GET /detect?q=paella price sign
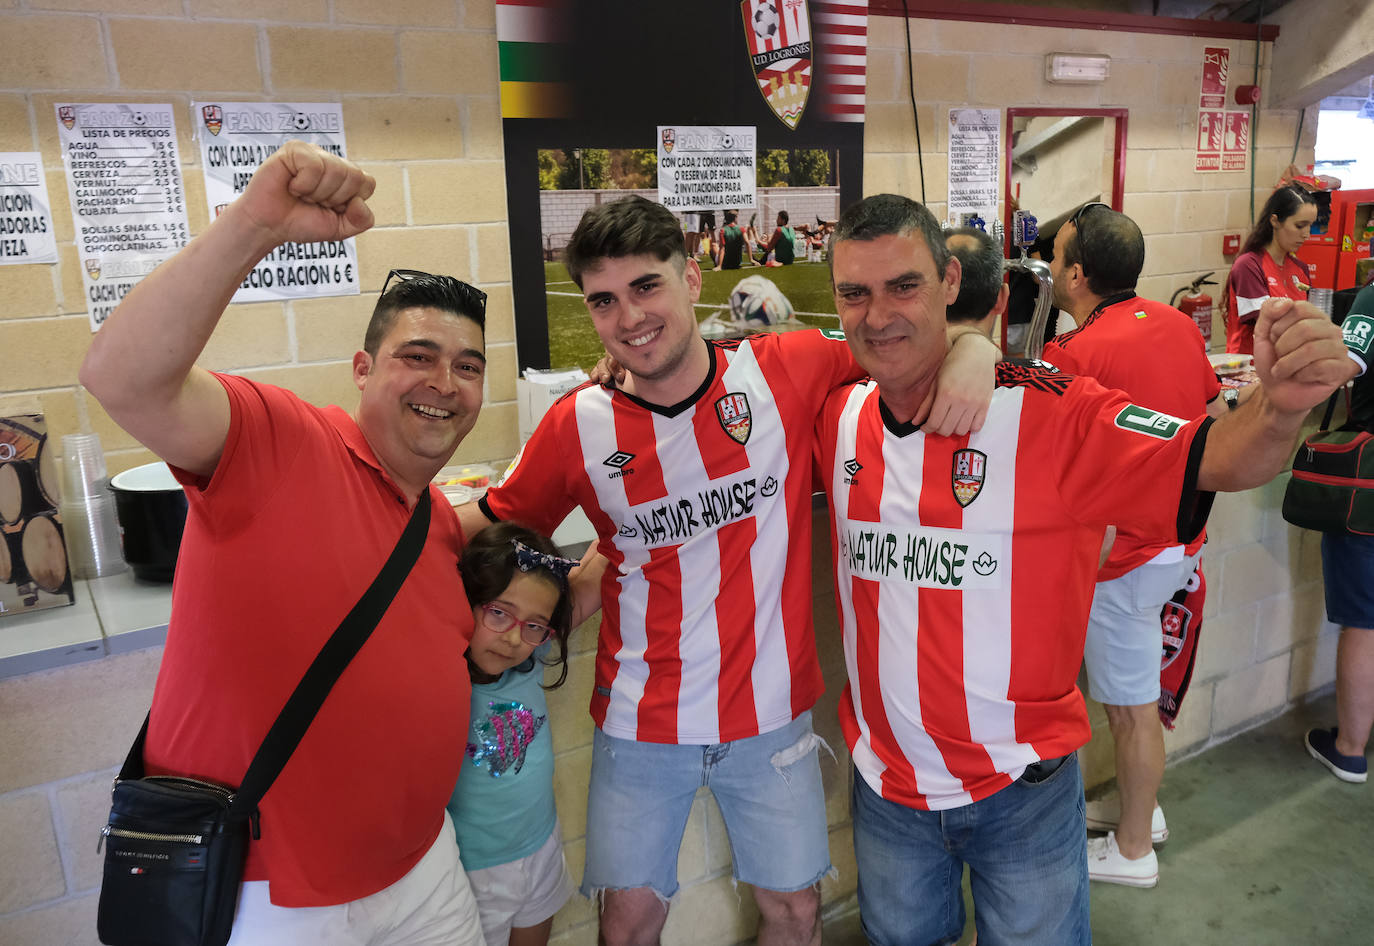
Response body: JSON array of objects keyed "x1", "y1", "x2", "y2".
[
  {"x1": 194, "y1": 102, "x2": 359, "y2": 304},
  {"x1": 55, "y1": 103, "x2": 190, "y2": 332}
]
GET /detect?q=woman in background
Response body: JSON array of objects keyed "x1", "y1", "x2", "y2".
[{"x1": 1222, "y1": 185, "x2": 1317, "y2": 354}]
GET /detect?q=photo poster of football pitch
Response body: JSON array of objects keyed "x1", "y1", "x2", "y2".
[{"x1": 495, "y1": 0, "x2": 869, "y2": 371}]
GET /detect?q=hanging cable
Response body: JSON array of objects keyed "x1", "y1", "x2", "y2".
[
  {"x1": 900, "y1": 0, "x2": 926, "y2": 203},
  {"x1": 1249, "y1": 0, "x2": 1264, "y2": 223},
  {"x1": 1290, "y1": 106, "x2": 1306, "y2": 167}
]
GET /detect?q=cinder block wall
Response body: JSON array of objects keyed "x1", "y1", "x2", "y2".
[
  {"x1": 0, "y1": 0, "x2": 519, "y2": 479},
  {"x1": 861, "y1": 13, "x2": 1337, "y2": 789}
]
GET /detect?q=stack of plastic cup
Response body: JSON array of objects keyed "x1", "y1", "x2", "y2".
[
  {"x1": 1309, "y1": 287, "x2": 1333, "y2": 317},
  {"x1": 59, "y1": 433, "x2": 127, "y2": 579}
]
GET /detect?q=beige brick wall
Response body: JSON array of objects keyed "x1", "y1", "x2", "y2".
[
  {"x1": 0, "y1": 2, "x2": 517, "y2": 477},
  {"x1": 865, "y1": 14, "x2": 1318, "y2": 315}
]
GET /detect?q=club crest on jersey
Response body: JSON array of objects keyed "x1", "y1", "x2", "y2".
[
  {"x1": 1160, "y1": 601, "x2": 1192, "y2": 669},
  {"x1": 715, "y1": 393, "x2": 752, "y2": 444},
  {"x1": 951, "y1": 449, "x2": 986, "y2": 507}
]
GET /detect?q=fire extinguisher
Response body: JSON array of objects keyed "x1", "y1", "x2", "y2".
[{"x1": 1171, "y1": 272, "x2": 1218, "y2": 346}]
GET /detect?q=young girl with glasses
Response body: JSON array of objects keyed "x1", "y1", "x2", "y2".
[{"x1": 447, "y1": 522, "x2": 578, "y2": 946}]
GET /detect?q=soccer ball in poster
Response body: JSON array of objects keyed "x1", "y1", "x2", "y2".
[
  {"x1": 729, "y1": 275, "x2": 794, "y2": 327},
  {"x1": 752, "y1": 2, "x2": 780, "y2": 40}
]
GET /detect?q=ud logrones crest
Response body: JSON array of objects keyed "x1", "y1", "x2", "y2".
[
  {"x1": 716, "y1": 392, "x2": 752, "y2": 444},
  {"x1": 201, "y1": 105, "x2": 223, "y2": 136},
  {"x1": 740, "y1": 0, "x2": 813, "y2": 129},
  {"x1": 951, "y1": 448, "x2": 986, "y2": 507}
]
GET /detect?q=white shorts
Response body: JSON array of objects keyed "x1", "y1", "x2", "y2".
[
  {"x1": 1084, "y1": 554, "x2": 1197, "y2": 706},
  {"x1": 227, "y1": 811, "x2": 484, "y2": 946},
  {"x1": 467, "y1": 823, "x2": 574, "y2": 944}
]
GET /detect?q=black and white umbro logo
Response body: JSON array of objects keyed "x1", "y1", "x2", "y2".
[
  {"x1": 843, "y1": 458, "x2": 862, "y2": 484},
  {"x1": 604, "y1": 451, "x2": 635, "y2": 479}
]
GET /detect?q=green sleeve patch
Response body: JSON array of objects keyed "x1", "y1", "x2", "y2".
[
  {"x1": 1114, "y1": 404, "x2": 1185, "y2": 440},
  {"x1": 1343, "y1": 313, "x2": 1374, "y2": 357}
]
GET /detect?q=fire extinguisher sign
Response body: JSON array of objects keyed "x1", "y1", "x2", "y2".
[
  {"x1": 1195, "y1": 110, "x2": 1224, "y2": 172},
  {"x1": 1195, "y1": 46, "x2": 1246, "y2": 173}
]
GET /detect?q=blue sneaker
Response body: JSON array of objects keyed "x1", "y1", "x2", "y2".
[{"x1": 1305, "y1": 727, "x2": 1368, "y2": 783}]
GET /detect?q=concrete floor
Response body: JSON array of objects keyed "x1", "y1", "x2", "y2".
[{"x1": 818, "y1": 691, "x2": 1372, "y2": 944}]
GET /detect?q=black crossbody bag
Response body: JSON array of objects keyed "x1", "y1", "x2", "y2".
[{"x1": 97, "y1": 490, "x2": 432, "y2": 946}]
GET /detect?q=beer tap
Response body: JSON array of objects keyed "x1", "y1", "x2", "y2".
[{"x1": 1001, "y1": 210, "x2": 1053, "y2": 361}]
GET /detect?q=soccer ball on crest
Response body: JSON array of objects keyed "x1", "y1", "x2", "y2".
[
  {"x1": 729, "y1": 275, "x2": 794, "y2": 327},
  {"x1": 752, "y1": 2, "x2": 780, "y2": 40}
]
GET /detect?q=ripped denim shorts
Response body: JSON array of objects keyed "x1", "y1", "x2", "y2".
[{"x1": 580, "y1": 710, "x2": 833, "y2": 899}]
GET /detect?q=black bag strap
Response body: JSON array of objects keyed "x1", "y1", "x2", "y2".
[
  {"x1": 1319, "y1": 390, "x2": 1341, "y2": 431},
  {"x1": 118, "y1": 490, "x2": 432, "y2": 822}
]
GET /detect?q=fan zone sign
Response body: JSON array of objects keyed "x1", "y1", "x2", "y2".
[{"x1": 741, "y1": 0, "x2": 812, "y2": 129}]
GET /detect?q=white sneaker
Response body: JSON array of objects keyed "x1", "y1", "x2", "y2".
[
  {"x1": 1087, "y1": 831, "x2": 1159, "y2": 888},
  {"x1": 1084, "y1": 797, "x2": 1168, "y2": 844}
]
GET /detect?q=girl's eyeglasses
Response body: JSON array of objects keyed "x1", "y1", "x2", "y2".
[{"x1": 480, "y1": 603, "x2": 553, "y2": 646}]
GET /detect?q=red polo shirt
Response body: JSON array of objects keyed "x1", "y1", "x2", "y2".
[
  {"x1": 1042, "y1": 293, "x2": 1220, "y2": 579},
  {"x1": 145, "y1": 374, "x2": 472, "y2": 906}
]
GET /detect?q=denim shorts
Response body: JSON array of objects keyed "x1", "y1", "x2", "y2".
[
  {"x1": 1321, "y1": 532, "x2": 1374, "y2": 628},
  {"x1": 581, "y1": 710, "x2": 832, "y2": 899},
  {"x1": 1084, "y1": 555, "x2": 1196, "y2": 706},
  {"x1": 851, "y1": 755, "x2": 1089, "y2": 946}
]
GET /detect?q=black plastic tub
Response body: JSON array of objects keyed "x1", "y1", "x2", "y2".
[{"x1": 109, "y1": 463, "x2": 188, "y2": 582}]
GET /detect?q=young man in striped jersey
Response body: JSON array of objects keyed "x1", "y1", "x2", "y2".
[
  {"x1": 817, "y1": 193, "x2": 1352, "y2": 946},
  {"x1": 459, "y1": 195, "x2": 996, "y2": 946}
]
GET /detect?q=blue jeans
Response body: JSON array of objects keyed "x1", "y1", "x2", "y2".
[
  {"x1": 581, "y1": 711, "x2": 832, "y2": 899},
  {"x1": 851, "y1": 755, "x2": 1090, "y2": 946}
]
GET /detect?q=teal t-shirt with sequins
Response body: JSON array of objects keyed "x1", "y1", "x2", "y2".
[{"x1": 446, "y1": 644, "x2": 557, "y2": 871}]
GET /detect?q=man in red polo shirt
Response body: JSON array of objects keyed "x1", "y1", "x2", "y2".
[
  {"x1": 1042, "y1": 203, "x2": 1229, "y2": 889},
  {"x1": 80, "y1": 141, "x2": 487, "y2": 944}
]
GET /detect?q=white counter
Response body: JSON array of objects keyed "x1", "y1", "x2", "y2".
[{"x1": 0, "y1": 571, "x2": 171, "y2": 678}]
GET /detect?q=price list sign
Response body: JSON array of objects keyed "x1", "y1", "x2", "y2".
[
  {"x1": 194, "y1": 102, "x2": 359, "y2": 303},
  {"x1": 55, "y1": 103, "x2": 189, "y2": 332},
  {"x1": 948, "y1": 108, "x2": 1000, "y2": 228}
]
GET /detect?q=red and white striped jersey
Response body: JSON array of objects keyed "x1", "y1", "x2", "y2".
[
  {"x1": 483, "y1": 329, "x2": 857, "y2": 745},
  {"x1": 815, "y1": 362, "x2": 1213, "y2": 811}
]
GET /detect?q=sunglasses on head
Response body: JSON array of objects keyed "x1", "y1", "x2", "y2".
[
  {"x1": 381, "y1": 268, "x2": 488, "y2": 317},
  {"x1": 1068, "y1": 201, "x2": 1110, "y2": 270}
]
